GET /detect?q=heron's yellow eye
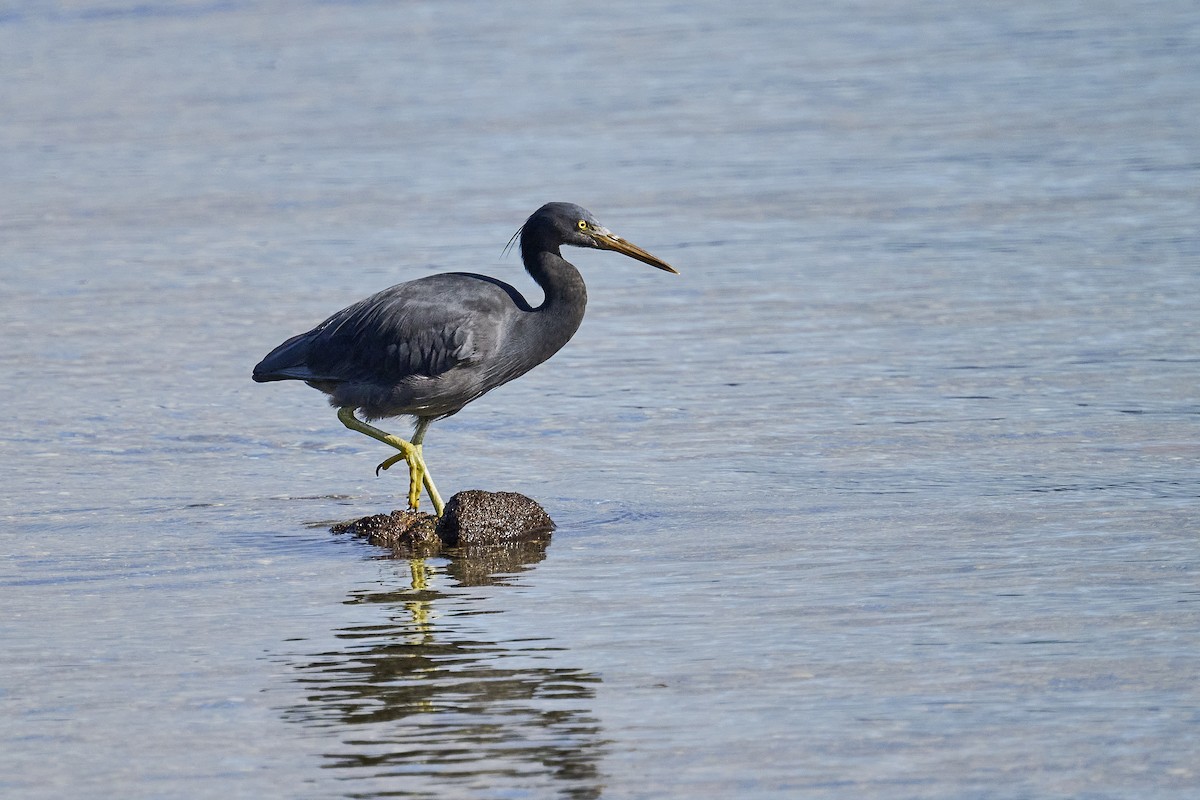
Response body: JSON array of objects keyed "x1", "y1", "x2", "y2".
[{"x1": 577, "y1": 219, "x2": 587, "y2": 231}]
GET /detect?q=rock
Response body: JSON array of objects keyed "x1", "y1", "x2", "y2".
[
  {"x1": 331, "y1": 490, "x2": 554, "y2": 557},
  {"x1": 436, "y1": 490, "x2": 555, "y2": 547},
  {"x1": 330, "y1": 508, "x2": 440, "y2": 554}
]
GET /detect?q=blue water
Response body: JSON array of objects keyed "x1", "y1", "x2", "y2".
[{"x1": 2, "y1": 1, "x2": 1198, "y2": 797}]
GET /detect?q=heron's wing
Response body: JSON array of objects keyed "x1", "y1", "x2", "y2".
[
  {"x1": 311, "y1": 289, "x2": 477, "y2": 380},
  {"x1": 254, "y1": 273, "x2": 516, "y2": 384}
]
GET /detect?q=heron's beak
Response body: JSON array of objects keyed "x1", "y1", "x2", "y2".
[{"x1": 594, "y1": 230, "x2": 679, "y2": 274}]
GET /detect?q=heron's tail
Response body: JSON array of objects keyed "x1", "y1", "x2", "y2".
[{"x1": 253, "y1": 331, "x2": 318, "y2": 382}]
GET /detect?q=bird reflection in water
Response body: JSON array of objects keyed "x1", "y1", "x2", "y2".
[{"x1": 281, "y1": 543, "x2": 606, "y2": 799}]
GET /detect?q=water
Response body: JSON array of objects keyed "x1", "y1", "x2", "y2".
[{"x1": 2, "y1": 1, "x2": 1198, "y2": 797}]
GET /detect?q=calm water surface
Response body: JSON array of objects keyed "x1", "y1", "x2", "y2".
[{"x1": 2, "y1": 1, "x2": 1198, "y2": 798}]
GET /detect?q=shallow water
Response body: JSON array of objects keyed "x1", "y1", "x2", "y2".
[{"x1": 2, "y1": 1, "x2": 1198, "y2": 797}]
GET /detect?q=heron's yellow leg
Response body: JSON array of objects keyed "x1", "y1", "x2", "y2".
[
  {"x1": 376, "y1": 444, "x2": 444, "y2": 516},
  {"x1": 409, "y1": 419, "x2": 444, "y2": 516},
  {"x1": 336, "y1": 408, "x2": 445, "y2": 516}
]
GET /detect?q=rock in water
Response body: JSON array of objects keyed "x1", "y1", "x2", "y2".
[
  {"x1": 331, "y1": 490, "x2": 554, "y2": 556},
  {"x1": 436, "y1": 490, "x2": 555, "y2": 547},
  {"x1": 330, "y1": 509, "x2": 440, "y2": 553}
]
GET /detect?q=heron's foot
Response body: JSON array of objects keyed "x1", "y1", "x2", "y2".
[
  {"x1": 375, "y1": 441, "x2": 425, "y2": 511},
  {"x1": 335, "y1": 408, "x2": 445, "y2": 517},
  {"x1": 375, "y1": 441, "x2": 445, "y2": 516}
]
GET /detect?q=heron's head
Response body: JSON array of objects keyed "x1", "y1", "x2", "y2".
[{"x1": 513, "y1": 202, "x2": 679, "y2": 274}]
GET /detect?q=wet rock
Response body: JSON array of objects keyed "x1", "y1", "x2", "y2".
[
  {"x1": 436, "y1": 490, "x2": 555, "y2": 547},
  {"x1": 331, "y1": 490, "x2": 554, "y2": 557},
  {"x1": 331, "y1": 508, "x2": 440, "y2": 555}
]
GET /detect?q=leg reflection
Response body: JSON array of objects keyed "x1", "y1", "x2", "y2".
[{"x1": 279, "y1": 542, "x2": 606, "y2": 799}]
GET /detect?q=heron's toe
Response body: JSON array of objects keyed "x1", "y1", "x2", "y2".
[
  {"x1": 376, "y1": 452, "x2": 407, "y2": 476},
  {"x1": 407, "y1": 462, "x2": 425, "y2": 510}
]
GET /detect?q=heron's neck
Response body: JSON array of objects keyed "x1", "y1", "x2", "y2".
[
  {"x1": 520, "y1": 248, "x2": 587, "y2": 357},
  {"x1": 526, "y1": 249, "x2": 586, "y2": 312}
]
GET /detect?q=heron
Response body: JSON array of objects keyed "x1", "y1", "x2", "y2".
[{"x1": 253, "y1": 202, "x2": 678, "y2": 516}]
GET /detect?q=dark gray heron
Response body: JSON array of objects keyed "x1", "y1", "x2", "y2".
[{"x1": 253, "y1": 202, "x2": 678, "y2": 516}]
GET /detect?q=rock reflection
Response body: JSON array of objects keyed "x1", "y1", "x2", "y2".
[{"x1": 283, "y1": 543, "x2": 606, "y2": 799}]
